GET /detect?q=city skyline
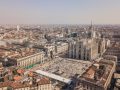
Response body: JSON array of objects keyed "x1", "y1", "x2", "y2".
[{"x1": 0, "y1": 0, "x2": 120, "y2": 24}]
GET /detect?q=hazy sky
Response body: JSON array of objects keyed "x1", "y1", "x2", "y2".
[{"x1": 0, "y1": 0, "x2": 120, "y2": 24}]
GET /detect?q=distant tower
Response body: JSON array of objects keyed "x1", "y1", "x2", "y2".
[
  {"x1": 17, "y1": 25, "x2": 20, "y2": 31},
  {"x1": 88, "y1": 20, "x2": 93, "y2": 30}
]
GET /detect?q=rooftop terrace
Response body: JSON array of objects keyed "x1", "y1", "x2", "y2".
[
  {"x1": 80, "y1": 59, "x2": 114, "y2": 86},
  {"x1": 39, "y1": 57, "x2": 92, "y2": 79}
]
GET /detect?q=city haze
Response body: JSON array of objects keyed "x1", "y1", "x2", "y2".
[{"x1": 0, "y1": 0, "x2": 120, "y2": 24}]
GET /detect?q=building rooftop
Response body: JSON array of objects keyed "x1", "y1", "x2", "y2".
[
  {"x1": 0, "y1": 73, "x2": 51, "y2": 89},
  {"x1": 35, "y1": 70, "x2": 72, "y2": 84},
  {"x1": 36, "y1": 57, "x2": 92, "y2": 80},
  {"x1": 0, "y1": 81, "x2": 13, "y2": 88},
  {"x1": 0, "y1": 45, "x2": 42, "y2": 60},
  {"x1": 2, "y1": 30, "x2": 27, "y2": 39},
  {"x1": 80, "y1": 59, "x2": 114, "y2": 86},
  {"x1": 11, "y1": 77, "x2": 50, "y2": 89}
]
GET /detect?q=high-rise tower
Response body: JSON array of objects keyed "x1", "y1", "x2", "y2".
[{"x1": 17, "y1": 25, "x2": 20, "y2": 31}]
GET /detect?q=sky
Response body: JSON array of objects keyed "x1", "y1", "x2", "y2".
[{"x1": 0, "y1": 0, "x2": 120, "y2": 24}]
